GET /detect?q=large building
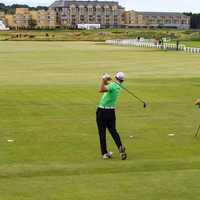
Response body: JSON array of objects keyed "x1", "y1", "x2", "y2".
[
  {"x1": 1, "y1": 1, "x2": 192, "y2": 29},
  {"x1": 5, "y1": 8, "x2": 32, "y2": 29},
  {"x1": 30, "y1": 9, "x2": 57, "y2": 29},
  {"x1": 14, "y1": 8, "x2": 32, "y2": 29},
  {"x1": 50, "y1": 0, "x2": 125, "y2": 28},
  {"x1": 124, "y1": 11, "x2": 190, "y2": 29},
  {"x1": 5, "y1": 8, "x2": 57, "y2": 29},
  {"x1": 0, "y1": 11, "x2": 5, "y2": 21}
]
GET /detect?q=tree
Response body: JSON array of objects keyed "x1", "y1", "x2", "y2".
[
  {"x1": 184, "y1": 12, "x2": 200, "y2": 29},
  {"x1": 28, "y1": 19, "x2": 37, "y2": 29},
  {"x1": 191, "y1": 14, "x2": 200, "y2": 29},
  {"x1": 0, "y1": 3, "x2": 48, "y2": 14}
]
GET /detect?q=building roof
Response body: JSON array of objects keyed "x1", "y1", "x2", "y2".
[
  {"x1": 50, "y1": 0, "x2": 124, "y2": 9},
  {"x1": 137, "y1": 11, "x2": 187, "y2": 17}
]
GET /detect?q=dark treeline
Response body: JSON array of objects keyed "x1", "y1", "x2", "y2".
[
  {"x1": 0, "y1": 3, "x2": 48, "y2": 14},
  {"x1": 184, "y1": 13, "x2": 200, "y2": 29}
]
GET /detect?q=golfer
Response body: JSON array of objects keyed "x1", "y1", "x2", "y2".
[
  {"x1": 96, "y1": 72, "x2": 127, "y2": 160},
  {"x1": 195, "y1": 99, "x2": 200, "y2": 106}
]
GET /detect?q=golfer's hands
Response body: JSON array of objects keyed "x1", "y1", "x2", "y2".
[
  {"x1": 99, "y1": 74, "x2": 111, "y2": 92},
  {"x1": 195, "y1": 99, "x2": 200, "y2": 106},
  {"x1": 102, "y1": 74, "x2": 112, "y2": 82}
]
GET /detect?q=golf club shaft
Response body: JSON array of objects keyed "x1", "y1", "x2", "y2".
[
  {"x1": 112, "y1": 80, "x2": 146, "y2": 105},
  {"x1": 195, "y1": 124, "x2": 200, "y2": 137}
]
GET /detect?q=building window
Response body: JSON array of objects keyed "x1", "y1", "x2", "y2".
[
  {"x1": 165, "y1": 20, "x2": 171, "y2": 24},
  {"x1": 96, "y1": 7, "x2": 101, "y2": 15},
  {"x1": 79, "y1": 7, "x2": 84, "y2": 15},
  {"x1": 182, "y1": 20, "x2": 186, "y2": 24},
  {"x1": 173, "y1": 20, "x2": 178, "y2": 24},
  {"x1": 88, "y1": 7, "x2": 93, "y2": 14}
]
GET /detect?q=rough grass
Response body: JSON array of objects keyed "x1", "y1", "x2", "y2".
[
  {"x1": 0, "y1": 41, "x2": 200, "y2": 200},
  {"x1": 0, "y1": 29, "x2": 200, "y2": 44},
  {"x1": 182, "y1": 40, "x2": 200, "y2": 47}
]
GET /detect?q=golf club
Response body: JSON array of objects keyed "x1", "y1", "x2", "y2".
[
  {"x1": 195, "y1": 124, "x2": 200, "y2": 137},
  {"x1": 112, "y1": 80, "x2": 147, "y2": 108},
  {"x1": 194, "y1": 104, "x2": 200, "y2": 137}
]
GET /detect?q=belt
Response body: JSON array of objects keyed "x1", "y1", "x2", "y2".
[{"x1": 98, "y1": 106, "x2": 115, "y2": 109}]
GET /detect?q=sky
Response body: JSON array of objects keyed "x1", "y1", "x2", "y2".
[{"x1": 1, "y1": 0, "x2": 200, "y2": 13}]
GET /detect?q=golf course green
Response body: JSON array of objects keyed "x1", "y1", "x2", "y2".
[{"x1": 0, "y1": 41, "x2": 200, "y2": 199}]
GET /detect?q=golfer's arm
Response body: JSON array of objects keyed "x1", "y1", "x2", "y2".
[{"x1": 99, "y1": 80, "x2": 108, "y2": 93}]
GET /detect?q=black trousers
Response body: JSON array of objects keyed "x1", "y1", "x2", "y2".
[{"x1": 96, "y1": 108, "x2": 122, "y2": 155}]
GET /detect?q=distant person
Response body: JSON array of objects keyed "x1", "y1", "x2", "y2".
[
  {"x1": 96, "y1": 72, "x2": 127, "y2": 160},
  {"x1": 176, "y1": 40, "x2": 180, "y2": 51},
  {"x1": 160, "y1": 38, "x2": 164, "y2": 49}
]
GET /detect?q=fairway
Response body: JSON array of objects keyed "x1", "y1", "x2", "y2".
[{"x1": 1, "y1": 41, "x2": 200, "y2": 200}]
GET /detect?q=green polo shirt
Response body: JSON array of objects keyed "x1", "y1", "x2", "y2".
[{"x1": 98, "y1": 82, "x2": 122, "y2": 108}]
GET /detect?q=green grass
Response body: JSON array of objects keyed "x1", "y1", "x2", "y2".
[
  {"x1": 0, "y1": 41, "x2": 200, "y2": 200},
  {"x1": 0, "y1": 29, "x2": 200, "y2": 44},
  {"x1": 169, "y1": 40, "x2": 200, "y2": 47},
  {"x1": 182, "y1": 40, "x2": 200, "y2": 47}
]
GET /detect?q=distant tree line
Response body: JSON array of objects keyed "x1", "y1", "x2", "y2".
[
  {"x1": 184, "y1": 13, "x2": 200, "y2": 29},
  {"x1": 0, "y1": 3, "x2": 48, "y2": 14}
]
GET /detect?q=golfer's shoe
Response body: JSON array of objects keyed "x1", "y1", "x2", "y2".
[
  {"x1": 102, "y1": 152, "x2": 113, "y2": 159},
  {"x1": 119, "y1": 145, "x2": 127, "y2": 160}
]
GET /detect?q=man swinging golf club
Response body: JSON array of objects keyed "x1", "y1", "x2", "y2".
[{"x1": 96, "y1": 72, "x2": 127, "y2": 160}]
